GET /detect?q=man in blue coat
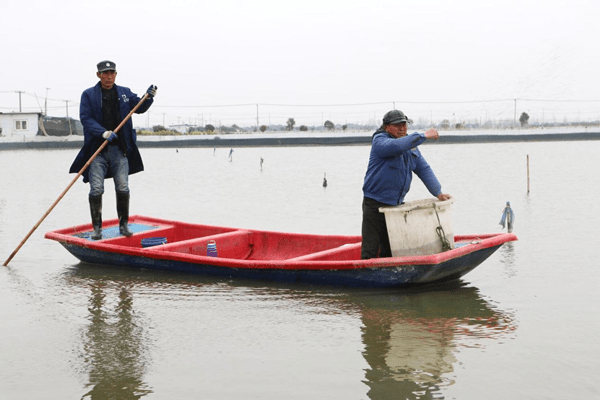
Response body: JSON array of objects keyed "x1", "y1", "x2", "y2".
[
  {"x1": 70, "y1": 60, "x2": 157, "y2": 240},
  {"x1": 361, "y1": 110, "x2": 451, "y2": 259}
]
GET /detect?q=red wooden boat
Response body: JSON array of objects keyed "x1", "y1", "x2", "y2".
[{"x1": 44, "y1": 215, "x2": 517, "y2": 288}]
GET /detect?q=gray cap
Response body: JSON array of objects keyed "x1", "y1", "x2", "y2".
[
  {"x1": 97, "y1": 60, "x2": 116, "y2": 72},
  {"x1": 382, "y1": 109, "x2": 408, "y2": 125}
]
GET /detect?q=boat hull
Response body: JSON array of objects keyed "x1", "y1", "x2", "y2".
[{"x1": 59, "y1": 241, "x2": 501, "y2": 288}]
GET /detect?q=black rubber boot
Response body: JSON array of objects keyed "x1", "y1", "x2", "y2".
[
  {"x1": 89, "y1": 195, "x2": 103, "y2": 240},
  {"x1": 116, "y1": 192, "x2": 133, "y2": 237}
]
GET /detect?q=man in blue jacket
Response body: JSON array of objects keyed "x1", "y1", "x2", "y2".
[
  {"x1": 361, "y1": 109, "x2": 451, "y2": 259},
  {"x1": 70, "y1": 60, "x2": 157, "y2": 240}
]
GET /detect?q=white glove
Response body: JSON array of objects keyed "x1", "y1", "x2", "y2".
[{"x1": 102, "y1": 130, "x2": 117, "y2": 142}]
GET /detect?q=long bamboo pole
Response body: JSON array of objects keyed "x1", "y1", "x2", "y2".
[{"x1": 3, "y1": 93, "x2": 150, "y2": 266}]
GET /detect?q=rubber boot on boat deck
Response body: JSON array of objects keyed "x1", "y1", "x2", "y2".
[
  {"x1": 89, "y1": 195, "x2": 103, "y2": 240},
  {"x1": 116, "y1": 192, "x2": 133, "y2": 237}
]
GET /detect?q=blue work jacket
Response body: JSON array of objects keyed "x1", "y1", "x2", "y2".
[
  {"x1": 362, "y1": 130, "x2": 442, "y2": 205},
  {"x1": 69, "y1": 82, "x2": 153, "y2": 182}
]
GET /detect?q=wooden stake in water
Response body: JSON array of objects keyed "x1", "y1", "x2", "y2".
[{"x1": 527, "y1": 154, "x2": 530, "y2": 194}]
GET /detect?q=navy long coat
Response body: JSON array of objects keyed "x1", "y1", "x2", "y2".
[{"x1": 69, "y1": 82, "x2": 153, "y2": 182}]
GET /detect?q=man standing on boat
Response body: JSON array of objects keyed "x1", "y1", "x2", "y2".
[
  {"x1": 361, "y1": 109, "x2": 451, "y2": 259},
  {"x1": 70, "y1": 60, "x2": 157, "y2": 240}
]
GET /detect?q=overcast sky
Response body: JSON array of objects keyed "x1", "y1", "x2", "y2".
[{"x1": 1, "y1": 0, "x2": 599, "y2": 127}]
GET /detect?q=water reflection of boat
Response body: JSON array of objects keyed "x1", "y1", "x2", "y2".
[
  {"x1": 46, "y1": 215, "x2": 518, "y2": 288},
  {"x1": 65, "y1": 266, "x2": 516, "y2": 400}
]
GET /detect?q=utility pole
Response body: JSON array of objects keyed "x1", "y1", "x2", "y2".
[
  {"x1": 256, "y1": 104, "x2": 259, "y2": 132},
  {"x1": 63, "y1": 100, "x2": 72, "y2": 135},
  {"x1": 15, "y1": 91, "x2": 24, "y2": 112},
  {"x1": 514, "y1": 99, "x2": 517, "y2": 127},
  {"x1": 45, "y1": 88, "x2": 50, "y2": 115}
]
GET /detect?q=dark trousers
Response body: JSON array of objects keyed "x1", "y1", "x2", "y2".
[{"x1": 361, "y1": 197, "x2": 392, "y2": 259}]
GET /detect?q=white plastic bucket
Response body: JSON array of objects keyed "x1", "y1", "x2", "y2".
[{"x1": 379, "y1": 197, "x2": 455, "y2": 257}]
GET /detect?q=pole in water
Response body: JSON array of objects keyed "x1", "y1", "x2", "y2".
[
  {"x1": 527, "y1": 154, "x2": 530, "y2": 194},
  {"x1": 323, "y1": 173, "x2": 327, "y2": 188}
]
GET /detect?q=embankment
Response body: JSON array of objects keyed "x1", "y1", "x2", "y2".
[{"x1": 1, "y1": 131, "x2": 599, "y2": 150}]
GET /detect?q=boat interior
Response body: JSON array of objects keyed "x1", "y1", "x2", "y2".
[
  {"x1": 67, "y1": 215, "x2": 364, "y2": 262},
  {"x1": 50, "y1": 216, "x2": 505, "y2": 263}
]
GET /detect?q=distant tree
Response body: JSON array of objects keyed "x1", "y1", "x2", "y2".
[
  {"x1": 299, "y1": 125, "x2": 308, "y2": 131},
  {"x1": 440, "y1": 120, "x2": 450, "y2": 130},
  {"x1": 324, "y1": 120, "x2": 335, "y2": 131},
  {"x1": 342, "y1": 124, "x2": 347, "y2": 131},
  {"x1": 286, "y1": 118, "x2": 296, "y2": 131},
  {"x1": 220, "y1": 126, "x2": 236, "y2": 133},
  {"x1": 232, "y1": 124, "x2": 240, "y2": 132},
  {"x1": 519, "y1": 112, "x2": 530, "y2": 127},
  {"x1": 205, "y1": 124, "x2": 215, "y2": 132},
  {"x1": 153, "y1": 125, "x2": 166, "y2": 132},
  {"x1": 259, "y1": 125, "x2": 268, "y2": 132}
]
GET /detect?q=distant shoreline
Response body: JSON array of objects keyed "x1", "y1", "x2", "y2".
[{"x1": 1, "y1": 131, "x2": 599, "y2": 151}]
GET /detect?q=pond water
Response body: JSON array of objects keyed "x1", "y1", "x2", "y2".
[{"x1": 1, "y1": 139, "x2": 598, "y2": 399}]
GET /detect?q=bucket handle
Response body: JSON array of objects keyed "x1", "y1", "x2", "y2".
[{"x1": 433, "y1": 205, "x2": 452, "y2": 251}]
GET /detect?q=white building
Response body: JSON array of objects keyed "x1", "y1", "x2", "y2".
[{"x1": 0, "y1": 112, "x2": 41, "y2": 138}]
